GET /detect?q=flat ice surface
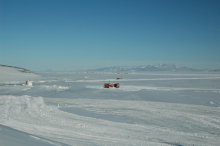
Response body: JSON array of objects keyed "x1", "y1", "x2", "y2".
[{"x1": 0, "y1": 72, "x2": 220, "y2": 146}]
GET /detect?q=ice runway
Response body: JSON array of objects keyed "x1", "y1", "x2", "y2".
[{"x1": 0, "y1": 72, "x2": 220, "y2": 145}]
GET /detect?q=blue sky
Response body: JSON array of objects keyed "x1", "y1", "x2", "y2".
[{"x1": 0, "y1": 0, "x2": 219, "y2": 71}]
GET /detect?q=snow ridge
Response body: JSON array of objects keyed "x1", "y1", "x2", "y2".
[
  {"x1": 0, "y1": 64, "x2": 40, "y2": 82},
  {"x1": 0, "y1": 64, "x2": 36, "y2": 74}
]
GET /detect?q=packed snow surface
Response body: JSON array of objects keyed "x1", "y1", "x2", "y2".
[{"x1": 1, "y1": 71, "x2": 220, "y2": 146}]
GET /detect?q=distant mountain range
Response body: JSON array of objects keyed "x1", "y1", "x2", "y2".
[
  {"x1": 45, "y1": 68, "x2": 76, "y2": 72},
  {"x1": 91, "y1": 64, "x2": 199, "y2": 72},
  {"x1": 45, "y1": 63, "x2": 220, "y2": 72}
]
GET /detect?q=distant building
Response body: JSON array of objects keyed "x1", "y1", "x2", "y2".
[{"x1": 26, "y1": 80, "x2": 32, "y2": 86}]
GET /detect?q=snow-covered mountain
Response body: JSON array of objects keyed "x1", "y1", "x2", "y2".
[
  {"x1": 92, "y1": 63, "x2": 198, "y2": 72},
  {"x1": 206, "y1": 69, "x2": 220, "y2": 72},
  {"x1": 91, "y1": 66, "x2": 134, "y2": 72},
  {"x1": 45, "y1": 63, "x2": 219, "y2": 72},
  {"x1": 0, "y1": 64, "x2": 40, "y2": 82},
  {"x1": 0, "y1": 64, "x2": 36, "y2": 74}
]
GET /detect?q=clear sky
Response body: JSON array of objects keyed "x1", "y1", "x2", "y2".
[{"x1": 0, "y1": 0, "x2": 220, "y2": 71}]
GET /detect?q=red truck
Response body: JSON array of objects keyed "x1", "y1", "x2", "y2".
[{"x1": 104, "y1": 83, "x2": 120, "y2": 88}]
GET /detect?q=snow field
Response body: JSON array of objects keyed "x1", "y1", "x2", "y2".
[
  {"x1": 1, "y1": 72, "x2": 220, "y2": 145},
  {"x1": 86, "y1": 85, "x2": 220, "y2": 92},
  {"x1": 0, "y1": 95, "x2": 220, "y2": 145}
]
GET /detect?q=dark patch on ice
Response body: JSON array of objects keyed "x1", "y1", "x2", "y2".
[
  {"x1": 59, "y1": 107, "x2": 151, "y2": 125},
  {"x1": 0, "y1": 124, "x2": 70, "y2": 146},
  {"x1": 162, "y1": 142, "x2": 183, "y2": 146}
]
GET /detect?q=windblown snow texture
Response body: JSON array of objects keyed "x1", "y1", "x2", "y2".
[{"x1": 0, "y1": 66, "x2": 220, "y2": 145}]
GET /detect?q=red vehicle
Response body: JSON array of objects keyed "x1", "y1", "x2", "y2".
[{"x1": 104, "y1": 83, "x2": 120, "y2": 88}]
